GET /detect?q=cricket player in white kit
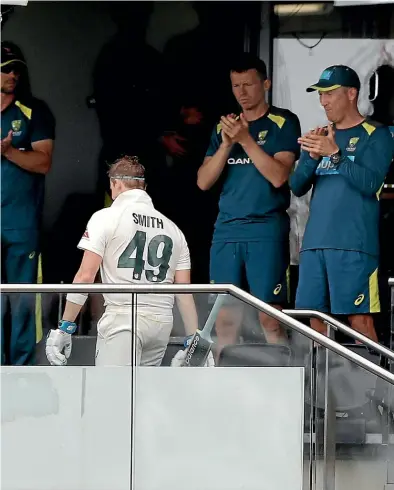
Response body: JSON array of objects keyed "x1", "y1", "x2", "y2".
[{"x1": 46, "y1": 156, "x2": 199, "y2": 366}]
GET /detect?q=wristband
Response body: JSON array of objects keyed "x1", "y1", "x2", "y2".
[
  {"x1": 66, "y1": 293, "x2": 88, "y2": 306},
  {"x1": 184, "y1": 335, "x2": 194, "y2": 348},
  {"x1": 58, "y1": 320, "x2": 77, "y2": 334}
]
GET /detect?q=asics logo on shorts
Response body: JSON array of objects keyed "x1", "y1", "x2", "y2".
[
  {"x1": 273, "y1": 284, "x2": 282, "y2": 295},
  {"x1": 354, "y1": 294, "x2": 365, "y2": 306}
]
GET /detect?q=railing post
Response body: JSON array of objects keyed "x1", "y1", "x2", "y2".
[
  {"x1": 308, "y1": 339, "x2": 318, "y2": 490},
  {"x1": 130, "y1": 294, "x2": 137, "y2": 490},
  {"x1": 323, "y1": 323, "x2": 336, "y2": 490}
]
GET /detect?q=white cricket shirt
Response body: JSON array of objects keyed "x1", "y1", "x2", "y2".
[{"x1": 77, "y1": 189, "x2": 191, "y2": 314}]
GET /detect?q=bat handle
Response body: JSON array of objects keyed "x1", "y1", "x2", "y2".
[{"x1": 202, "y1": 294, "x2": 227, "y2": 341}]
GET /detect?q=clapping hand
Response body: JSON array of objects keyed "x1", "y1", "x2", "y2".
[
  {"x1": 220, "y1": 113, "x2": 250, "y2": 146},
  {"x1": 298, "y1": 124, "x2": 339, "y2": 159}
]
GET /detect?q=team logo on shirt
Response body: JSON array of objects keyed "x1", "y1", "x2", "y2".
[
  {"x1": 11, "y1": 119, "x2": 22, "y2": 136},
  {"x1": 257, "y1": 130, "x2": 268, "y2": 145},
  {"x1": 346, "y1": 137, "x2": 359, "y2": 152},
  {"x1": 227, "y1": 157, "x2": 252, "y2": 165}
]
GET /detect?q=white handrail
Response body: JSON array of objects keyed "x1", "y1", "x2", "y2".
[
  {"x1": 283, "y1": 309, "x2": 394, "y2": 362},
  {"x1": 1, "y1": 284, "x2": 231, "y2": 294},
  {"x1": 2, "y1": 282, "x2": 394, "y2": 385}
]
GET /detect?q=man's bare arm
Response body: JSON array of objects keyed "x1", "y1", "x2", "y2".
[
  {"x1": 4, "y1": 139, "x2": 53, "y2": 175},
  {"x1": 62, "y1": 251, "x2": 103, "y2": 322},
  {"x1": 197, "y1": 143, "x2": 232, "y2": 191},
  {"x1": 175, "y1": 269, "x2": 199, "y2": 336},
  {"x1": 241, "y1": 136, "x2": 296, "y2": 188}
]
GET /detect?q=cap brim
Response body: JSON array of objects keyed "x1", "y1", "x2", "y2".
[
  {"x1": 0, "y1": 59, "x2": 26, "y2": 68},
  {"x1": 306, "y1": 83, "x2": 341, "y2": 93}
]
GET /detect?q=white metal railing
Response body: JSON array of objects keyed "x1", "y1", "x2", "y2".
[
  {"x1": 283, "y1": 308, "x2": 394, "y2": 362},
  {"x1": 2, "y1": 282, "x2": 394, "y2": 385}
]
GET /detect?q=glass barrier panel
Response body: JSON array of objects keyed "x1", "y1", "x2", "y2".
[
  {"x1": 309, "y1": 342, "x2": 394, "y2": 490},
  {"x1": 3, "y1": 289, "x2": 393, "y2": 490},
  {"x1": 133, "y1": 292, "x2": 307, "y2": 490},
  {"x1": 1, "y1": 292, "x2": 136, "y2": 490}
]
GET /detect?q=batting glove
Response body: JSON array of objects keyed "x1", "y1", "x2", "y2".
[
  {"x1": 171, "y1": 336, "x2": 215, "y2": 367},
  {"x1": 45, "y1": 321, "x2": 77, "y2": 366}
]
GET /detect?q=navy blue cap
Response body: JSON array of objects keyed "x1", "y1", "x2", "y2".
[
  {"x1": 307, "y1": 65, "x2": 360, "y2": 93},
  {"x1": 1, "y1": 43, "x2": 26, "y2": 70}
]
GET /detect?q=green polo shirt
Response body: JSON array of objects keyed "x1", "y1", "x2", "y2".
[{"x1": 1, "y1": 97, "x2": 55, "y2": 230}]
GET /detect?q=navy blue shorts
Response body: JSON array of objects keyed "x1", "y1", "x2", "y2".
[
  {"x1": 296, "y1": 249, "x2": 380, "y2": 315},
  {"x1": 210, "y1": 241, "x2": 289, "y2": 305}
]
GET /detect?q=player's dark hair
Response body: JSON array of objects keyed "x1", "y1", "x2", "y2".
[{"x1": 230, "y1": 53, "x2": 268, "y2": 81}]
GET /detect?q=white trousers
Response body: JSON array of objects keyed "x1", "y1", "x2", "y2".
[{"x1": 95, "y1": 307, "x2": 173, "y2": 366}]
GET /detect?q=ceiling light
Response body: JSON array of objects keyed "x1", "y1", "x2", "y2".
[
  {"x1": 1, "y1": 0, "x2": 28, "y2": 5},
  {"x1": 274, "y1": 3, "x2": 328, "y2": 16}
]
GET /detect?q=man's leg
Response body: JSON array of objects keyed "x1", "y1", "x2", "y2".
[
  {"x1": 95, "y1": 329, "x2": 136, "y2": 366},
  {"x1": 95, "y1": 311, "x2": 174, "y2": 366},
  {"x1": 4, "y1": 229, "x2": 40, "y2": 365},
  {"x1": 326, "y1": 250, "x2": 380, "y2": 342},
  {"x1": 244, "y1": 240, "x2": 290, "y2": 344},
  {"x1": 309, "y1": 318, "x2": 328, "y2": 336},
  {"x1": 214, "y1": 305, "x2": 244, "y2": 351},
  {"x1": 348, "y1": 315, "x2": 378, "y2": 343},
  {"x1": 209, "y1": 242, "x2": 244, "y2": 361},
  {"x1": 139, "y1": 313, "x2": 173, "y2": 366},
  {"x1": 95, "y1": 310, "x2": 141, "y2": 366},
  {"x1": 295, "y1": 250, "x2": 330, "y2": 336}
]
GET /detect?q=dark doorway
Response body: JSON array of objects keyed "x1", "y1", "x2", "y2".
[
  {"x1": 91, "y1": 1, "x2": 254, "y2": 284},
  {"x1": 370, "y1": 63, "x2": 394, "y2": 345}
]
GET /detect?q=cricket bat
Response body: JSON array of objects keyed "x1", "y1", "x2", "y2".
[{"x1": 182, "y1": 294, "x2": 226, "y2": 367}]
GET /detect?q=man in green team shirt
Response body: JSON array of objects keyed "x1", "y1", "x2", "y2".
[
  {"x1": 198, "y1": 53, "x2": 301, "y2": 350},
  {"x1": 1, "y1": 42, "x2": 55, "y2": 364},
  {"x1": 290, "y1": 65, "x2": 393, "y2": 341}
]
